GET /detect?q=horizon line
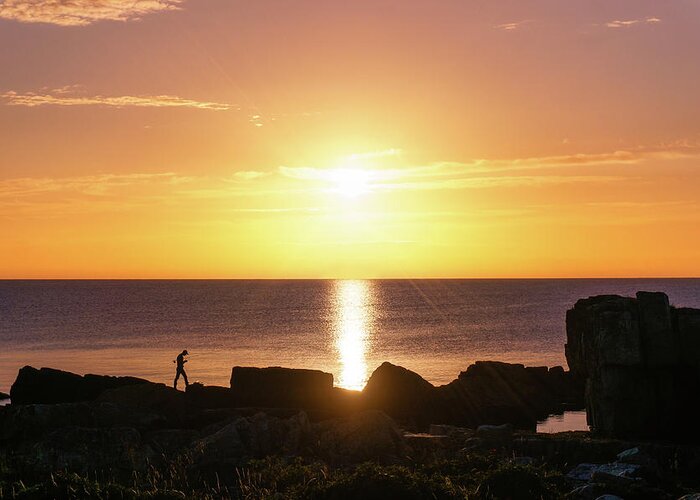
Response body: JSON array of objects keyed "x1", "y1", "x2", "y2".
[{"x1": 1, "y1": 276, "x2": 699, "y2": 281}]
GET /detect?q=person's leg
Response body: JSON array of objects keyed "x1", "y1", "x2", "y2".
[
  {"x1": 183, "y1": 369, "x2": 189, "y2": 387},
  {"x1": 174, "y1": 370, "x2": 180, "y2": 389}
]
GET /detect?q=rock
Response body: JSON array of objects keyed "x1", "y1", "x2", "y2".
[
  {"x1": 91, "y1": 401, "x2": 167, "y2": 430},
  {"x1": 361, "y1": 360, "x2": 583, "y2": 430},
  {"x1": 185, "y1": 383, "x2": 236, "y2": 409},
  {"x1": 678, "y1": 495, "x2": 700, "y2": 500},
  {"x1": 97, "y1": 382, "x2": 192, "y2": 427},
  {"x1": 230, "y1": 366, "x2": 333, "y2": 408},
  {"x1": 677, "y1": 308, "x2": 700, "y2": 368},
  {"x1": 10, "y1": 366, "x2": 149, "y2": 405},
  {"x1": 0, "y1": 403, "x2": 95, "y2": 442},
  {"x1": 438, "y1": 361, "x2": 583, "y2": 428},
  {"x1": 191, "y1": 411, "x2": 311, "y2": 481},
  {"x1": 565, "y1": 292, "x2": 700, "y2": 441},
  {"x1": 476, "y1": 423, "x2": 513, "y2": 444},
  {"x1": 14, "y1": 426, "x2": 149, "y2": 475},
  {"x1": 636, "y1": 292, "x2": 678, "y2": 366},
  {"x1": 313, "y1": 410, "x2": 407, "y2": 464},
  {"x1": 193, "y1": 421, "x2": 245, "y2": 466},
  {"x1": 595, "y1": 495, "x2": 624, "y2": 500},
  {"x1": 428, "y1": 423, "x2": 472, "y2": 438},
  {"x1": 362, "y1": 362, "x2": 438, "y2": 426},
  {"x1": 145, "y1": 429, "x2": 200, "y2": 457},
  {"x1": 235, "y1": 411, "x2": 311, "y2": 457},
  {"x1": 0, "y1": 392, "x2": 9, "y2": 400},
  {"x1": 615, "y1": 447, "x2": 659, "y2": 473},
  {"x1": 567, "y1": 462, "x2": 643, "y2": 482},
  {"x1": 569, "y1": 484, "x2": 605, "y2": 500}
]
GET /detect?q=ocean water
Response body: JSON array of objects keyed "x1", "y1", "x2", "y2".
[{"x1": 2, "y1": 279, "x2": 700, "y2": 397}]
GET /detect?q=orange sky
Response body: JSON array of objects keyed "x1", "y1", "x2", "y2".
[{"x1": 1, "y1": 0, "x2": 699, "y2": 278}]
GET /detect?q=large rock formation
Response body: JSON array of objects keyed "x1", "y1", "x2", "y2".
[
  {"x1": 7, "y1": 361, "x2": 582, "y2": 432},
  {"x1": 438, "y1": 361, "x2": 583, "y2": 428},
  {"x1": 10, "y1": 366, "x2": 149, "y2": 405},
  {"x1": 362, "y1": 361, "x2": 583, "y2": 429},
  {"x1": 362, "y1": 362, "x2": 438, "y2": 425},
  {"x1": 230, "y1": 366, "x2": 334, "y2": 409},
  {"x1": 566, "y1": 291, "x2": 700, "y2": 440}
]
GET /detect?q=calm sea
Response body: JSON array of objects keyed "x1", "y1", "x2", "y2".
[{"x1": 2, "y1": 279, "x2": 700, "y2": 395}]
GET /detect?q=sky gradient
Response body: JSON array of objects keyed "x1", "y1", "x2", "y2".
[{"x1": 1, "y1": 0, "x2": 700, "y2": 278}]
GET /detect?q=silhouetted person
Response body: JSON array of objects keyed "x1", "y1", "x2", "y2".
[{"x1": 174, "y1": 349, "x2": 189, "y2": 389}]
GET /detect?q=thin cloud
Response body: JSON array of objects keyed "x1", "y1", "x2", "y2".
[
  {"x1": 231, "y1": 171, "x2": 270, "y2": 181},
  {"x1": 2, "y1": 144, "x2": 696, "y2": 219},
  {"x1": 494, "y1": 20, "x2": 532, "y2": 31},
  {"x1": 0, "y1": 0, "x2": 183, "y2": 26},
  {"x1": 277, "y1": 146, "x2": 699, "y2": 193},
  {"x1": 0, "y1": 173, "x2": 189, "y2": 199},
  {"x1": 606, "y1": 17, "x2": 661, "y2": 28},
  {"x1": 1, "y1": 89, "x2": 232, "y2": 111}
]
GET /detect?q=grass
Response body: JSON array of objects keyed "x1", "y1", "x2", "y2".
[{"x1": 0, "y1": 452, "x2": 574, "y2": 499}]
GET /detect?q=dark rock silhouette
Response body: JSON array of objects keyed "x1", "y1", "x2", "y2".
[
  {"x1": 5, "y1": 361, "x2": 583, "y2": 431},
  {"x1": 566, "y1": 291, "x2": 700, "y2": 440},
  {"x1": 312, "y1": 410, "x2": 407, "y2": 464},
  {"x1": 185, "y1": 382, "x2": 237, "y2": 409},
  {"x1": 361, "y1": 361, "x2": 583, "y2": 429},
  {"x1": 0, "y1": 392, "x2": 9, "y2": 400},
  {"x1": 230, "y1": 366, "x2": 334, "y2": 409},
  {"x1": 96, "y1": 382, "x2": 193, "y2": 428},
  {"x1": 362, "y1": 362, "x2": 437, "y2": 424},
  {"x1": 438, "y1": 361, "x2": 583, "y2": 428},
  {"x1": 10, "y1": 366, "x2": 149, "y2": 404}
]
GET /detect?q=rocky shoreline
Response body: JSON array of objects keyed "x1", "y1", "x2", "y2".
[{"x1": 1, "y1": 291, "x2": 699, "y2": 499}]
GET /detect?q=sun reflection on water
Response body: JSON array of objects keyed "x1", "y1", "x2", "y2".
[{"x1": 334, "y1": 280, "x2": 373, "y2": 390}]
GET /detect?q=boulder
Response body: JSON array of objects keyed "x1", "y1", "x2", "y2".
[
  {"x1": 191, "y1": 411, "x2": 311, "y2": 479},
  {"x1": 193, "y1": 420, "x2": 246, "y2": 466},
  {"x1": 565, "y1": 291, "x2": 700, "y2": 440},
  {"x1": 97, "y1": 382, "x2": 192, "y2": 428},
  {"x1": 567, "y1": 462, "x2": 643, "y2": 482},
  {"x1": 230, "y1": 366, "x2": 333, "y2": 408},
  {"x1": 476, "y1": 423, "x2": 513, "y2": 444},
  {"x1": 360, "y1": 360, "x2": 583, "y2": 430},
  {"x1": 0, "y1": 392, "x2": 9, "y2": 400},
  {"x1": 0, "y1": 403, "x2": 95, "y2": 442},
  {"x1": 313, "y1": 410, "x2": 407, "y2": 464},
  {"x1": 10, "y1": 366, "x2": 149, "y2": 404},
  {"x1": 185, "y1": 383, "x2": 236, "y2": 409},
  {"x1": 12, "y1": 426, "x2": 149, "y2": 476},
  {"x1": 437, "y1": 361, "x2": 582, "y2": 428},
  {"x1": 234, "y1": 411, "x2": 311, "y2": 457},
  {"x1": 362, "y1": 362, "x2": 437, "y2": 425},
  {"x1": 145, "y1": 429, "x2": 200, "y2": 457}
]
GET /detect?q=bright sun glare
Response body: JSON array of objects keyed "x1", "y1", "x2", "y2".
[{"x1": 328, "y1": 168, "x2": 372, "y2": 199}]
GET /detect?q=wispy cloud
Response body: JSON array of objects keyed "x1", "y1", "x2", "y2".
[
  {"x1": 277, "y1": 145, "x2": 700, "y2": 193},
  {"x1": 231, "y1": 171, "x2": 270, "y2": 181},
  {"x1": 2, "y1": 144, "x2": 697, "y2": 220},
  {"x1": 0, "y1": 173, "x2": 189, "y2": 199},
  {"x1": 0, "y1": 0, "x2": 183, "y2": 27},
  {"x1": 1, "y1": 88, "x2": 232, "y2": 111},
  {"x1": 494, "y1": 20, "x2": 532, "y2": 31},
  {"x1": 606, "y1": 17, "x2": 661, "y2": 28}
]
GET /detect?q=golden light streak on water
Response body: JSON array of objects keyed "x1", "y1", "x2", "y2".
[{"x1": 334, "y1": 280, "x2": 373, "y2": 390}]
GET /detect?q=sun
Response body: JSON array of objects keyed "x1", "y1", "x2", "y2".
[{"x1": 328, "y1": 168, "x2": 372, "y2": 199}]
